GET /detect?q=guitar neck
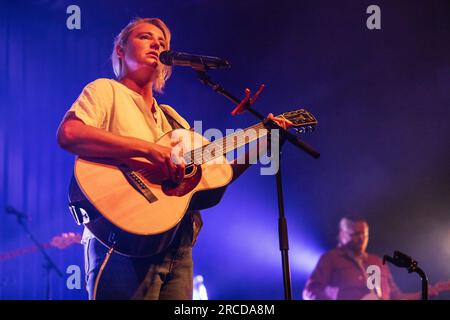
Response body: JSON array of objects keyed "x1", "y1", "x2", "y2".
[
  {"x1": 184, "y1": 122, "x2": 268, "y2": 165},
  {"x1": 0, "y1": 242, "x2": 51, "y2": 262}
]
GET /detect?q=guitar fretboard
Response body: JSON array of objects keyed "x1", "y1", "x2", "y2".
[
  {"x1": 0, "y1": 243, "x2": 51, "y2": 262},
  {"x1": 183, "y1": 122, "x2": 268, "y2": 165}
]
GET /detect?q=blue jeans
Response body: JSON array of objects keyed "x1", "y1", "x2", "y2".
[{"x1": 84, "y1": 215, "x2": 198, "y2": 300}]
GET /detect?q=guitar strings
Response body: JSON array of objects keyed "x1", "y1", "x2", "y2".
[
  {"x1": 130, "y1": 110, "x2": 315, "y2": 176},
  {"x1": 184, "y1": 122, "x2": 266, "y2": 165},
  {"x1": 133, "y1": 112, "x2": 314, "y2": 172},
  {"x1": 185, "y1": 111, "x2": 314, "y2": 163}
]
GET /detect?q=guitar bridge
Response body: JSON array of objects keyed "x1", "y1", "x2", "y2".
[{"x1": 118, "y1": 164, "x2": 158, "y2": 203}]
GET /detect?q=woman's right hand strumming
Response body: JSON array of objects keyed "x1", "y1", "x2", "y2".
[{"x1": 145, "y1": 141, "x2": 186, "y2": 184}]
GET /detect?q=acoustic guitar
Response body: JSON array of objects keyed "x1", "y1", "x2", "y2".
[{"x1": 68, "y1": 109, "x2": 317, "y2": 256}]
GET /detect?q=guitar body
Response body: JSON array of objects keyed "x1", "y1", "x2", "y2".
[{"x1": 69, "y1": 128, "x2": 233, "y2": 257}]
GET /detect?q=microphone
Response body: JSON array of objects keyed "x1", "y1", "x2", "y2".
[
  {"x1": 159, "y1": 50, "x2": 230, "y2": 70},
  {"x1": 5, "y1": 206, "x2": 29, "y2": 221}
]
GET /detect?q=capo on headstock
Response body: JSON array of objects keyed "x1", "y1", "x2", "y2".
[{"x1": 231, "y1": 84, "x2": 265, "y2": 116}]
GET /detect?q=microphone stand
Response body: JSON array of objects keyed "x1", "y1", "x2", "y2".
[
  {"x1": 6, "y1": 206, "x2": 64, "y2": 300},
  {"x1": 196, "y1": 69, "x2": 320, "y2": 300},
  {"x1": 383, "y1": 251, "x2": 429, "y2": 300},
  {"x1": 415, "y1": 267, "x2": 429, "y2": 300}
]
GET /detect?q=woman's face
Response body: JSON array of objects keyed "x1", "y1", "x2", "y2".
[{"x1": 118, "y1": 23, "x2": 168, "y2": 76}]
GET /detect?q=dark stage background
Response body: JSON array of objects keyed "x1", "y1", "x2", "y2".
[{"x1": 1, "y1": 0, "x2": 449, "y2": 299}]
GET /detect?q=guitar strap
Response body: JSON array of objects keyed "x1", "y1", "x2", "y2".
[{"x1": 159, "y1": 105, "x2": 189, "y2": 130}]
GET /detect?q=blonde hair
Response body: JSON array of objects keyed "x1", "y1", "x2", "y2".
[{"x1": 111, "y1": 17, "x2": 172, "y2": 93}]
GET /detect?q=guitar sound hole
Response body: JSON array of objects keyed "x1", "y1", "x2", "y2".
[
  {"x1": 162, "y1": 165, "x2": 202, "y2": 196},
  {"x1": 184, "y1": 164, "x2": 196, "y2": 177}
]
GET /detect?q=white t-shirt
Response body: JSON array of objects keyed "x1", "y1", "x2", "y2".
[
  {"x1": 64, "y1": 78, "x2": 192, "y2": 244},
  {"x1": 65, "y1": 78, "x2": 190, "y2": 140}
]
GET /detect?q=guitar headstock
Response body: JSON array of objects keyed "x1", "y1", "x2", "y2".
[
  {"x1": 279, "y1": 109, "x2": 318, "y2": 133},
  {"x1": 50, "y1": 232, "x2": 82, "y2": 249}
]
